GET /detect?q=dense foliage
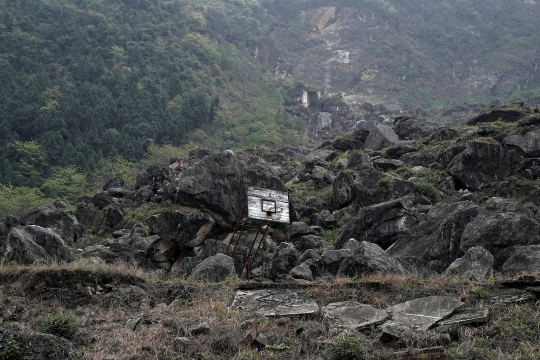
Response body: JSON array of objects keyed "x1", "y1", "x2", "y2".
[{"x1": 0, "y1": 0, "x2": 291, "y2": 187}]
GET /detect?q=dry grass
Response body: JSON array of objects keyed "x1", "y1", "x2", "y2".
[{"x1": 1, "y1": 264, "x2": 539, "y2": 359}]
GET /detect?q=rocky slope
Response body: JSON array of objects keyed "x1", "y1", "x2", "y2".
[
  {"x1": 259, "y1": 0, "x2": 540, "y2": 142},
  {"x1": 2, "y1": 103, "x2": 540, "y2": 358}
]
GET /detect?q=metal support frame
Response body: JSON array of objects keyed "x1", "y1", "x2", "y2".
[{"x1": 226, "y1": 203, "x2": 270, "y2": 280}]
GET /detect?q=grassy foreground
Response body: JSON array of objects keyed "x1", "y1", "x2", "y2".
[{"x1": 0, "y1": 262, "x2": 539, "y2": 359}]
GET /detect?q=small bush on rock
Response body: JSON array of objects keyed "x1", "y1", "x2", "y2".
[{"x1": 35, "y1": 312, "x2": 79, "y2": 339}]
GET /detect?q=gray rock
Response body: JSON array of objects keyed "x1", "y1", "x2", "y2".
[
  {"x1": 447, "y1": 140, "x2": 521, "y2": 190},
  {"x1": 347, "y1": 151, "x2": 374, "y2": 170},
  {"x1": 379, "y1": 322, "x2": 415, "y2": 344},
  {"x1": 297, "y1": 235, "x2": 328, "y2": 253},
  {"x1": 435, "y1": 145, "x2": 466, "y2": 168},
  {"x1": 146, "y1": 210, "x2": 215, "y2": 248},
  {"x1": 230, "y1": 322, "x2": 256, "y2": 349},
  {"x1": 457, "y1": 341, "x2": 473, "y2": 356},
  {"x1": 385, "y1": 142, "x2": 419, "y2": 160},
  {"x1": 289, "y1": 261, "x2": 314, "y2": 281},
  {"x1": 335, "y1": 197, "x2": 418, "y2": 250},
  {"x1": 23, "y1": 225, "x2": 73, "y2": 263},
  {"x1": 333, "y1": 172, "x2": 356, "y2": 209},
  {"x1": 105, "y1": 204, "x2": 124, "y2": 228},
  {"x1": 437, "y1": 308, "x2": 489, "y2": 326},
  {"x1": 381, "y1": 322, "x2": 452, "y2": 348},
  {"x1": 311, "y1": 210, "x2": 336, "y2": 229},
  {"x1": 299, "y1": 249, "x2": 321, "y2": 263},
  {"x1": 503, "y1": 129, "x2": 540, "y2": 157},
  {"x1": 341, "y1": 238, "x2": 361, "y2": 252},
  {"x1": 288, "y1": 222, "x2": 315, "y2": 241},
  {"x1": 489, "y1": 290, "x2": 535, "y2": 304},
  {"x1": 333, "y1": 130, "x2": 370, "y2": 151},
  {"x1": 311, "y1": 165, "x2": 335, "y2": 187},
  {"x1": 502, "y1": 245, "x2": 540, "y2": 275},
  {"x1": 317, "y1": 249, "x2": 350, "y2": 275},
  {"x1": 399, "y1": 152, "x2": 435, "y2": 167},
  {"x1": 188, "y1": 253, "x2": 236, "y2": 283},
  {"x1": 271, "y1": 242, "x2": 299, "y2": 279},
  {"x1": 388, "y1": 201, "x2": 480, "y2": 272},
  {"x1": 230, "y1": 289, "x2": 319, "y2": 317},
  {"x1": 125, "y1": 317, "x2": 141, "y2": 331},
  {"x1": 460, "y1": 198, "x2": 540, "y2": 262},
  {"x1": 322, "y1": 301, "x2": 389, "y2": 329},
  {"x1": 0, "y1": 227, "x2": 48, "y2": 265},
  {"x1": 0, "y1": 226, "x2": 73, "y2": 265},
  {"x1": 19, "y1": 202, "x2": 82, "y2": 243},
  {"x1": 365, "y1": 125, "x2": 401, "y2": 151},
  {"x1": 466, "y1": 108, "x2": 526, "y2": 125},
  {"x1": 146, "y1": 238, "x2": 179, "y2": 271},
  {"x1": 373, "y1": 158, "x2": 404, "y2": 171},
  {"x1": 338, "y1": 241, "x2": 406, "y2": 278},
  {"x1": 168, "y1": 152, "x2": 285, "y2": 224},
  {"x1": 443, "y1": 246, "x2": 494, "y2": 281},
  {"x1": 386, "y1": 296, "x2": 464, "y2": 330},
  {"x1": 393, "y1": 116, "x2": 435, "y2": 140}
]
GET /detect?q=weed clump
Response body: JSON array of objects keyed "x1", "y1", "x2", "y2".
[
  {"x1": 35, "y1": 312, "x2": 79, "y2": 339},
  {"x1": 326, "y1": 332, "x2": 370, "y2": 360}
]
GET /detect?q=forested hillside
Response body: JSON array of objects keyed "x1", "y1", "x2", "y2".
[
  {"x1": 0, "y1": 0, "x2": 300, "y2": 187},
  {"x1": 1, "y1": 0, "x2": 540, "y2": 217}
]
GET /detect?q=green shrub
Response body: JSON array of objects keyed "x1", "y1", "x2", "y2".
[
  {"x1": 35, "y1": 312, "x2": 79, "y2": 339},
  {"x1": 417, "y1": 181, "x2": 441, "y2": 203},
  {"x1": 326, "y1": 333, "x2": 370, "y2": 360},
  {"x1": 0, "y1": 334, "x2": 21, "y2": 360}
]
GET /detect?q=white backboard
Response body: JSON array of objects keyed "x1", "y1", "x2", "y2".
[{"x1": 247, "y1": 186, "x2": 290, "y2": 224}]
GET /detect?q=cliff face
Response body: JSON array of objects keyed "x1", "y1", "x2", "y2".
[{"x1": 258, "y1": 0, "x2": 540, "y2": 141}]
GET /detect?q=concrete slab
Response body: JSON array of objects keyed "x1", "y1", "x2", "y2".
[
  {"x1": 230, "y1": 289, "x2": 319, "y2": 317},
  {"x1": 321, "y1": 301, "x2": 388, "y2": 329},
  {"x1": 386, "y1": 296, "x2": 464, "y2": 331},
  {"x1": 438, "y1": 308, "x2": 489, "y2": 326}
]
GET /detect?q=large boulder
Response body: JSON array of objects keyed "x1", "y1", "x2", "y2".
[
  {"x1": 333, "y1": 172, "x2": 356, "y2": 209},
  {"x1": 19, "y1": 201, "x2": 82, "y2": 243},
  {"x1": 188, "y1": 253, "x2": 236, "y2": 283},
  {"x1": 146, "y1": 210, "x2": 215, "y2": 248},
  {"x1": 387, "y1": 201, "x2": 480, "y2": 272},
  {"x1": 466, "y1": 108, "x2": 526, "y2": 125},
  {"x1": 0, "y1": 226, "x2": 73, "y2": 265},
  {"x1": 434, "y1": 145, "x2": 467, "y2": 168},
  {"x1": 168, "y1": 151, "x2": 285, "y2": 224},
  {"x1": 503, "y1": 129, "x2": 540, "y2": 157},
  {"x1": 365, "y1": 125, "x2": 401, "y2": 151},
  {"x1": 447, "y1": 140, "x2": 521, "y2": 190},
  {"x1": 271, "y1": 242, "x2": 299, "y2": 279},
  {"x1": 460, "y1": 198, "x2": 540, "y2": 262},
  {"x1": 316, "y1": 249, "x2": 350, "y2": 275},
  {"x1": 443, "y1": 246, "x2": 494, "y2": 281},
  {"x1": 333, "y1": 130, "x2": 370, "y2": 151},
  {"x1": 23, "y1": 225, "x2": 73, "y2": 262},
  {"x1": 501, "y1": 245, "x2": 540, "y2": 275},
  {"x1": 338, "y1": 241, "x2": 406, "y2": 277},
  {"x1": 393, "y1": 116, "x2": 435, "y2": 140},
  {"x1": 334, "y1": 197, "x2": 419, "y2": 250},
  {"x1": 385, "y1": 142, "x2": 419, "y2": 160},
  {"x1": 0, "y1": 227, "x2": 48, "y2": 265},
  {"x1": 146, "y1": 238, "x2": 180, "y2": 271}
]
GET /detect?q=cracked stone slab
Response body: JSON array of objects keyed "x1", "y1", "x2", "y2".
[
  {"x1": 386, "y1": 296, "x2": 464, "y2": 331},
  {"x1": 437, "y1": 308, "x2": 489, "y2": 326},
  {"x1": 321, "y1": 301, "x2": 389, "y2": 329},
  {"x1": 489, "y1": 290, "x2": 535, "y2": 304},
  {"x1": 230, "y1": 289, "x2": 319, "y2": 317}
]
